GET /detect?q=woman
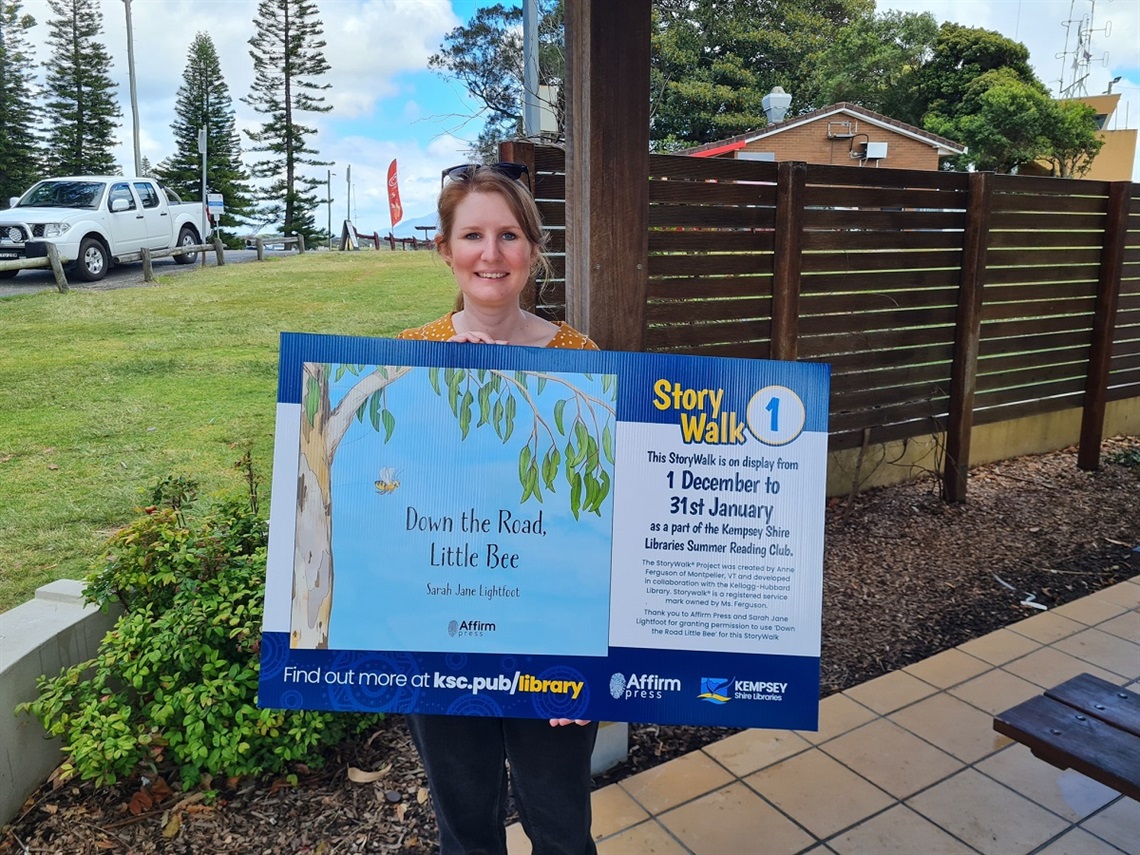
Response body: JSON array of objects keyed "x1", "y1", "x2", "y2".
[{"x1": 398, "y1": 162, "x2": 599, "y2": 855}]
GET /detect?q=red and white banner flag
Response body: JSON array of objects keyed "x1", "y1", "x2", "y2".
[{"x1": 387, "y1": 159, "x2": 404, "y2": 228}]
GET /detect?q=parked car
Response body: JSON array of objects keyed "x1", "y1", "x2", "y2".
[{"x1": 0, "y1": 177, "x2": 210, "y2": 282}]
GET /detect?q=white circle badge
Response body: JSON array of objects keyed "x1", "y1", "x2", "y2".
[{"x1": 746, "y1": 386, "x2": 806, "y2": 446}]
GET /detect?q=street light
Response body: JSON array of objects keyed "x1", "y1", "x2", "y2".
[
  {"x1": 327, "y1": 169, "x2": 335, "y2": 250},
  {"x1": 123, "y1": 0, "x2": 142, "y2": 175}
]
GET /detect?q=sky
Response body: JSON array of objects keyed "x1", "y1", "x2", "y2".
[{"x1": 15, "y1": 0, "x2": 1140, "y2": 234}]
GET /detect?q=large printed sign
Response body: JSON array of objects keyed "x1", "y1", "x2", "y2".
[{"x1": 260, "y1": 333, "x2": 829, "y2": 729}]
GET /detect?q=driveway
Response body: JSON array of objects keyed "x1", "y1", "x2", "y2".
[{"x1": 0, "y1": 249, "x2": 266, "y2": 298}]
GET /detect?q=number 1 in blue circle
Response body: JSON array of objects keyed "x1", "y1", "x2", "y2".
[
  {"x1": 766, "y1": 396, "x2": 780, "y2": 432},
  {"x1": 747, "y1": 385, "x2": 806, "y2": 446}
]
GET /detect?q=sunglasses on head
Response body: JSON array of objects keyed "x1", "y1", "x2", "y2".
[{"x1": 440, "y1": 161, "x2": 531, "y2": 191}]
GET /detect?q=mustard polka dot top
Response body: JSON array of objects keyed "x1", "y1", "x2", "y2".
[{"x1": 398, "y1": 312, "x2": 599, "y2": 350}]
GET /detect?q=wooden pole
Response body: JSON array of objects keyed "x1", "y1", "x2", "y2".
[
  {"x1": 213, "y1": 234, "x2": 225, "y2": 266},
  {"x1": 771, "y1": 161, "x2": 806, "y2": 361},
  {"x1": 256, "y1": 237, "x2": 265, "y2": 262},
  {"x1": 943, "y1": 171, "x2": 992, "y2": 503},
  {"x1": 500, "y1": 140, "x2": 539, "y2": 313},
  {"x1": 564, "y1": 0, "x2": 650, "y2": 350},
  {"x1": 45, "y1": 243, "x2": 68, "y2": 293},
  {"x1": 297, "y1": 235, "x2": 306, "y2": 254},
  {"x1": 140, "y1": 247, "x2": 154, "y2": 282},
  {"x1": 1078, "y1": 181, "x2": 1129, "y2": 470}
]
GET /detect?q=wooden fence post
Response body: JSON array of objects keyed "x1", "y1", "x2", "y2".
[
  {"x1": 297, "y1": 235, "x2": 306, "y2": 254},
  {"x1": 943, "y1": 171, "x2": 993, "y2": 503},
  {"x1": 140, "y1": 247, "x2": 154, "y2": 282},
  {"x1": 213, "y1": 234, "x2": 225, "y2": 266},
  {"x1": 255, "y1": 237, "x2": 265, "y2": 261},
  {"x1": 1078, "y1": 181, "x2": 1130, "y2": 470},
  {"x1": 45, "y1": 242, "x2": 68, "y2": 293},
  {"x1": 771, "y1": 161, "x2": 806, "y2": 361}
]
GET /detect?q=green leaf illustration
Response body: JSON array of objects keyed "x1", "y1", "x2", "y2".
[
  {"x1": 381, "y1": 409, "x2": 396, "y2": 443},
  {"x1": 602, "y1": 424, "x2": 615, "y2": 465},
  {"x1": 554, "y1": 398, "x2": 567, "y2": 435},
  {"x1": 504, "y1": 394, "x2": 516, "y2": 442},
  {"x1": 428, "y1": 367, "x2": 441, "y2": 395},
  {"x1": 368, "y1": 392, "x2": 382, "y2": 432},
  {"x1": 459, "y1": 390, "x2": 474, "y2": 439},
  {"x1": 569, "y1": 471, "x2": 583, "y2": 520},
  {"x1": 477, "y1": 383, "x2": 492, "y2": 427},
  {"x1": 304, "y1": 376, "x2": 320, "y2": 427}
]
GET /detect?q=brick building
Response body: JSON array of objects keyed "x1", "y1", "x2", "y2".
[{"x1": 680, "y1": 102, "x2": 966, "y2": 171}]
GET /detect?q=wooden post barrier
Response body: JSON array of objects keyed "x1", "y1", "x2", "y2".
[
  {"x1": 213, "y1": 234, "x2": 225, "y2": 266},
  {"x1": 45, "y1": 243, "x2": 68, "y2": 293},
  {"x1": 140, "y1": 247, "x2": 154, "y2": 282},
  {"x1": 943, "y1": 171, "x2": 993, "y2": 503},
  {"x1": 255, "y1": 237, "x2": 265, "y2": 261},
  {"x1": 1078, "y1": 181, "x2": 1130, "y2": 471},
  {"x1": 296, "y1": 235, "x2": 306, "y2": 254}
]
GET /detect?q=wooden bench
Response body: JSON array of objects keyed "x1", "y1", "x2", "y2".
[{"x1": 993, "y1": 672, "x2": 1140, "y2": 800}]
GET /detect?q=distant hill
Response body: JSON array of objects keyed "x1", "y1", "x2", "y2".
[{"x1": 389, "y1": 213, "x2": 438, "y2": 240}]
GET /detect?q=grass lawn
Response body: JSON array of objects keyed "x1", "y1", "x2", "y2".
[{"x1": 0, "y1": 250, "x2": 455, "y2": 612}]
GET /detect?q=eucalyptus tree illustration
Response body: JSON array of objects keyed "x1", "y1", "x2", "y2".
[{"x1": 292, "y1": 362, "x2": 618, "y2": 649}]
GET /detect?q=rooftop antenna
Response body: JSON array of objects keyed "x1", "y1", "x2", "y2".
[{"x1": 1057, "y1": 0, "x2": 1111, "y2": 98}]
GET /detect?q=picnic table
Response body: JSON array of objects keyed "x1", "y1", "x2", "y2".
[{"x1": 993, "y1": 672, "x2": 1140, "y2": 800}]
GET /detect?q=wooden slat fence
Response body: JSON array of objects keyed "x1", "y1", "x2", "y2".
[{"x1": 503, "y1": 143, "x2": 1139, "y2": 498}]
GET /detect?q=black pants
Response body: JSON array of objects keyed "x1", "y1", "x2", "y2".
[{"x1": 407, "y1": 714, "x2": 599, "y2": 855}]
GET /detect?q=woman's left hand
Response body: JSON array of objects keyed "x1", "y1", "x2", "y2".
[
  {"x1": 549, "y1": 719, "x2": 592, "y2": 727},
  {"x1": 447, "y1": 331, "x2": 506, "y2": 345}
]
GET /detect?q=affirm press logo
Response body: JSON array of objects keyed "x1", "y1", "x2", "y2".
[
  {"x1": 448, "y1": 619, "x2": 496, "y2": 638},
  {"x1": 609, "y1": 672, "x2": 682, "y2": 700}
]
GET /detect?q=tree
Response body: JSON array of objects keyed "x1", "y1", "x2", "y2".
[
  {"x1": 925, "y1": 68, "x2": 1054, "y2": 172},
  {"x1": 242, "y1": 0, "x2": 331, "y2": 245},
  {"x1": 811, "y1": 9, "x2": 938, "y2": 125},
  {"x1": 0, "y1": 0, "x2": 40, "y2": 204},
  {"x1": 919, "y1": 25, "x2": 1102, "y2": 174},
  {"x1": 429, "y1": 1, "x2": 565, "y2": 162},
  {"x1": 40, "y1": 0, "x2": 121, "y2": 176},
  {"x1": 1043, "y1": 100, "x2": 1105, "y2": 178},
  {"x1": 155, "y1": 32, "x2": 254, "y2": 243},
  {"x1": 649, "y1": 0, "x2": 871, "y2": 148},
  {"x1": 292, "y1": 363, "x2": 616, "y2": 649}
]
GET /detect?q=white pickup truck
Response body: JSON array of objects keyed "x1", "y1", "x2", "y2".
[{"x1": 0, "y1": 177, "x2": 209, "y2": 282}]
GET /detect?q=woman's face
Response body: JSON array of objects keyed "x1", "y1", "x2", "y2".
[{"x1": 440, "y1": 190, "x2": 537, "y2": 312}]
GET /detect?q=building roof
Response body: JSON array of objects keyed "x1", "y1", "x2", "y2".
[{"x1": 680, "y1": 102, "x2": 967, "y2": 158}]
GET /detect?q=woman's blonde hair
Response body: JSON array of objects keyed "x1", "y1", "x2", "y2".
[{"x1": 435, "y1": 167, "x2": 552, "y2": 310}]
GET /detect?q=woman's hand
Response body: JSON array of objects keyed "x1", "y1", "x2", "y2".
[
  {"x1": 448, "y1": 331, "x2": 507, "y2": 345},
  {"x1": 549, "y1": 719, "x2": 591, "y2": 727}
]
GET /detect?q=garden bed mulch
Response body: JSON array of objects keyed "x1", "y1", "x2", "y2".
[{"x1": 3, "y1": 436, "x2": 1138, "y2": 855}]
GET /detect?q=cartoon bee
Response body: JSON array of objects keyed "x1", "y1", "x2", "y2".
[{"x1": 374, "y1": 467, "x2": 400, "y2": 494}]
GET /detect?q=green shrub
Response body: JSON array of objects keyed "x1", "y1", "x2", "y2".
[
  {"x1": 1107, "y1": 446, "x2": 1140, "y2": 471},
  {"x1": 19, "y1": 462, "x2": 380, "y2": 789}
]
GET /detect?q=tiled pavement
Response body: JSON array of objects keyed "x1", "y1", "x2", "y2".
[{"x1": 508, "y1": 576, "x2": 1140, "y2": 854}]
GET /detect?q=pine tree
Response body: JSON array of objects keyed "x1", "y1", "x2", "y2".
[
  {"x1": 40, "y1": 0, "x2": 121, "y2": 176},
  {"x1": 155, "y1": 32, "x2": 254, "y2": 242},
  {"x1": 242, "y1": 0, "x2": 332, "y2": 244},
  {"x1": 0, "y1": 0, "x2": 41, "y2": 203}
]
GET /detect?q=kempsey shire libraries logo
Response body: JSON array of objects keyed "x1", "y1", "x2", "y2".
[
  {"x1": 447, "y1": 619, "x2": 496, "y2": 638},
  {"x1": 697, "y1": 677, "x2": 733, "y2": 704}
]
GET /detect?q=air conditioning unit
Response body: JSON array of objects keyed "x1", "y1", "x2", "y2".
[{"x1": 865, "y1": 142, "x2": 889, "y2": 160}]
